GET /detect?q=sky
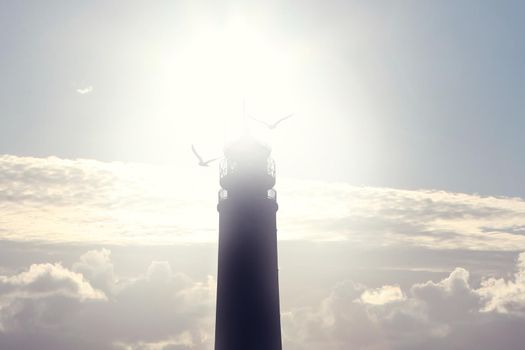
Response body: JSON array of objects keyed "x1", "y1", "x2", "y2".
[{"x1": 1, "y1": 1, "x2": 525, "y2": 349}]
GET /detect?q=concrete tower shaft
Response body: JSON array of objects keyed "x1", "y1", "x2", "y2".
[{"x1": 215, "y1": 137, "x2": 282, "y2": 350}]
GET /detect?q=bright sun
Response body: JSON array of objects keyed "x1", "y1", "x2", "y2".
[{"x1": 120, "y1": 12, "x2": 304, "y2": 161}]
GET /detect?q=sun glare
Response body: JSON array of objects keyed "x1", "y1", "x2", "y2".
[{"x1": 135, "y1": 13, "x2": 301, "y2": 158}]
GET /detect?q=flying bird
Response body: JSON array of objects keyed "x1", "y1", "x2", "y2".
[
  {"x1": 191, "y1": 145, "x2": 220, "y2": 167},
  {"x1": 249, "y1": 113, "x2": 294, "y2": 130},
  {"x1": 76, "y1": 86, "x2": 93, "y2": 94}
]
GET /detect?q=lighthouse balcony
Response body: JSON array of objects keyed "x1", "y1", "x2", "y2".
[
  {"x1": 219, "y1": 158, "x2": 276, "y2": 189},
  {"x1": 218, "y1": 188, "x2": 228, "y2": 202},
  {"x1": 218, "y1": 188, "x2": 277, "y2": 203}
]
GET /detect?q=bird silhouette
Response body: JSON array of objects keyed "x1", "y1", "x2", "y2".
[
  {"x1": 249, "y1": 113, "x2": 294, "y2": 130},
  {"x1": 191, "y1": 145, "x2": 220, "y2": 167}
]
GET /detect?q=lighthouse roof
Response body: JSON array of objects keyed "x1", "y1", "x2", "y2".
[{"x1": 224, "y1": 135, "x2": 271, "y2": 161}]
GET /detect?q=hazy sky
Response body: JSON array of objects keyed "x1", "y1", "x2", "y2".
[
  {"x1": 1, "y1": 1, "x2": 525, "y2": 350},
  {"x1": 1, "y1": 0, "x2": 524, "y2": 196}
]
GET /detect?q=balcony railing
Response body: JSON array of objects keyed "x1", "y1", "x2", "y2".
[
  {"x1": 219, "y1": 158, "x2": 230, "y2": 179},
  {"x1": 218, "y1": 189, "x2": 228, "y2": 202},
  {"x1": 219, "y1": 158, "x2": 276, "y2": 180},
  {"x1": 217, "y1": 188, "x2": 277, "y2": 202}
]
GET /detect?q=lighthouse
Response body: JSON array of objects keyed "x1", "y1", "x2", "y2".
[{"x1": 214, "y1": 136, "x2": 282, "y2": 350}]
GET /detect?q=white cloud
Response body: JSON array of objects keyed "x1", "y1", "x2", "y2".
[
  {"x1": 0, "y1": 262, "x2": 106, "y2": 301},
  {"x1": 0, "y1": 249, "x2": 215, "y2": 350},
  {"x1": 72, "y1": 248, "x2": 116, "y2": 294},
  {"x1": 114, "y1": 331, "x2": 201, "y2": 350},
  {"x1": 478, "y1": 252, "x2": 525, "y2": 315},
  {"x1": 1, "y1": 154, "x2": 525, "y2": 251},
  {"x1": 0, "y1": 261, "x2": 106, "y2": 333},
  {"x1": 360, "y1": 285, "x2": 405, "y2": 305},
  {"x1": 284, "y1": 253, "x2": 525, "y2": 350},
  {"x1": 1, "y1": 153, "x2": 525, "y2": 349},
  {"x1": 0, "y1": 247, "x2": 525, "y2": 349},
  {"x1": 0, "y1": 154, "x2": 218, "y2": 244}
]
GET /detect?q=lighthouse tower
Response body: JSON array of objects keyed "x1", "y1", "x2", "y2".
[{"x1": 214, "y1": 136, "x2": 282, "y2": 350}]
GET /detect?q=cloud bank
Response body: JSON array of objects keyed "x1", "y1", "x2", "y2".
[
  {"x1": 0, "y1": 249, "x2": 214, "y2": 350},
  {"x1": 283, "y1": 252, "x2": 525, "y2": 350},
  {"x1": 1, "y1": 249, "x2": 525, "y2": 349},
  {"x1": 1, "y1": 154, "x2": 524, "y2": 250},
  {"x1": 1, "y1": 153, "x2": 524, "y2": 349}
]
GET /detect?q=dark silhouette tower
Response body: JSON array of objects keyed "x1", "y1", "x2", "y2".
[{"x1": 214, "y1": 136, "x2": 282, "y2": 350}]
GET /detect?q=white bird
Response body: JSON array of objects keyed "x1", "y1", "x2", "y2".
[
  {"x1": 191, "y1": 145, "x2": 220, "y2": 167},
  {"x1": 249, "y1": 113, "x2": 294, "y2": 130},
  {"x1": 76, "y1": 86, "x2": 93, "y2": 94}
]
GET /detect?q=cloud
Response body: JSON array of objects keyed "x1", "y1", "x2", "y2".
[
  {"x1": 284, "y1": 252, "x2": 525, "y2": 350},
  {"x1": 72, "y1": 248, "x2": 116, "y2": 294},
  {"x1": 113, "y1": 330, "x2": 204, "y2": 350},
  {"x1": 478, "y1": 252, "x2": 525, "y2": 315},
  {"x1": 360, "y1": 284, "x2": 405, "y2": 305},
  {"x1": 1, "y1": 154, "x2": 525, "y2": 251},
  {"x1": 0, "y1": 261, "x2": 106, "y2": 334},
  {"x1": 0, "y1": 248, "x2": 215, "y2": 350},
  {"x1": 1, "y1": 247, "x2": 525, "y2": 349},
  {"x1": 0, "y1": 154, "x2": 217, "y2": 244},
  {"x1": 0, "y1": 262, "x2": 105, "y2": 301}
]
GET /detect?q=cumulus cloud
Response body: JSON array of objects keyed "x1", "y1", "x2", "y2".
[
  {"x1": 360, "y1": 284, "x2": 405, "y2": 305},
  {"x1": 0, "y1": 249, "x2": 215, "y2": 350},
  {"x1": 1, "y1": 247, "x2": 525, "y2": 349},
  {"x1": 0, "y1": 262, "x2": 105, "y2": 301},
  {"x1": 284, "y1": 253, "x2": 525, "y2": 350},
  {"x1": 0, "y1": 261, "x2": 106, "y2": 335},
  {"x1": 1, "y1": 154, "x2": 525, "y2": 251},
  {"x1": 72, "y1": 248, "x2": 116, "y2": 294},
  {"x1": 478, "y1": 252, "x2": 525, "y2": 315}
]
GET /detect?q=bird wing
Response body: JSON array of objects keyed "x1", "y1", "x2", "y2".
[
  {"x1": 249, "y1": 114, "x2": 271, "y2": 128},
  {"x1": 272, "y1": 113, "x2": 294, "y2": 127},
  {"x1": 191, "y1": 145, "x2": 204, "y2": 163},
  {"x1": 203, "y1": 157, "x2": 221, "y2": 165}
]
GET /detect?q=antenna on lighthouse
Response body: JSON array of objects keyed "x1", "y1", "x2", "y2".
[{"x1": 242, "y1": 98, "x2": 249, "y2": 135}]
